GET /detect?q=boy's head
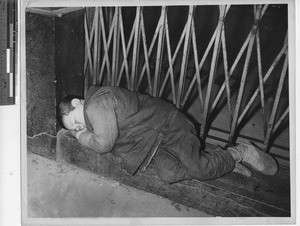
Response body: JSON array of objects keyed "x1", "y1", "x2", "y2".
[{"x1": 58, "y1": 95, "x2": 86, "y2": 131}]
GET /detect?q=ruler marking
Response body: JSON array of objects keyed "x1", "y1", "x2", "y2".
[
  {"x1": 1, "y1": 0, "x2": 8, "y2": 104},
  {"x1": 6, "y1": 48, "x2": 10, "y2": 73},
  {"x1": 0, "y1": 0, "x2": 17, "y2": 105},
  {"x1": 9, "y1": 72, "x2": 13, "y2": 97},
  {"x1": 10, "y1": 23, "x2": 13, "y2": 47},
  {"x1": 7, "y1": 1, "x2": 11, "y2": 100}
]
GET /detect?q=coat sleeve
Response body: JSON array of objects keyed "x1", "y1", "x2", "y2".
[{"x1": 78, "y1": 92, "x2": 118, "y2": 153}]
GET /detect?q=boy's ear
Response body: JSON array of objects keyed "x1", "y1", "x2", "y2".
[{"x1": 71, "y1": 98, "x2": 81, "y2": 107}]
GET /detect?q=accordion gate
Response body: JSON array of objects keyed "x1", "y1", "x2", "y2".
[{"x1": 83, "y1": 5, "x2": 289, "y2": 167}]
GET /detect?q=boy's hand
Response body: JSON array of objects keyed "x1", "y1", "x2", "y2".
[{"x1": 71, "y1": 129, "x2": 87, "y2": 140}]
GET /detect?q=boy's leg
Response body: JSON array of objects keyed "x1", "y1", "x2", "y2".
[
  {"x1": 162, "y1": 111, "x2": 278, "y2": 181},
  {"x1": 160, "y1": 112, "x2": 236, "y2": 182},
  {"x1": 153, "y1": 145, "x2": 252, "y2": 183},
  {"x1": 153, "y1": 148, "x2": 190, "y2": 183}
]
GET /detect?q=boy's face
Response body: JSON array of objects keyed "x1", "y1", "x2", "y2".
[{"x1": 62, "y1": 98, "x2": 86, "y2": 131}]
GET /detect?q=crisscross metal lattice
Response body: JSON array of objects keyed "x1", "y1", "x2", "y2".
[{"x1": 83, "y1": 5, "x2": 289, "y2": 165}]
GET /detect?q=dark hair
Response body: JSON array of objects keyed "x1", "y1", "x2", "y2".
[{"x1": 58, "y1": 95, "x2": 84, "y2": 119}]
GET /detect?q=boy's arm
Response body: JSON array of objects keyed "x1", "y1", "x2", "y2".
[{"x1": 77, "y1": 93, "x2": 118, "y2": 153}]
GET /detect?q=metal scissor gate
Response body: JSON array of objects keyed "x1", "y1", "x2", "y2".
[{"x1": 83, "y1": 5, "x2": 289, "y2": 167}]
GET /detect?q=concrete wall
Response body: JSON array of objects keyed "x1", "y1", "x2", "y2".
[
  {"x1": 26, "y1": 11, "x2": 84, "y2": 159},
  {"x1": 55, "y1": 10, "x2": 85, "y2": 105},
  {"x1": 26, "y1": 13, "x2": 56, "y2": 137},
  {"x1": 26, "y1": 10, "x2": 84, "y2": 136}
]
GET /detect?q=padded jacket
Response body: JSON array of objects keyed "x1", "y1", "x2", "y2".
[{"x1": 78, "y1": 85, "x2": 177, "y2": 174}]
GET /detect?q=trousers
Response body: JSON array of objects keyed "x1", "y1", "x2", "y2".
[{"x1": 153, "y1": 110, "x2": 235, "y2": 183}]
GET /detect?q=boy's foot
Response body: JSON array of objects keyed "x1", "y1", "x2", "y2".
[
  {"x1": 228, "y1": 143, "x2": 278, "y2": 175},
  {"x1": 233, "y1": 162, "x2": 252, "y2": 177}
]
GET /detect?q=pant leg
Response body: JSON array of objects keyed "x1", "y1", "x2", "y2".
[
  {"x1": 156, "y1": 111, "x2": 235, "y2": 182},
  {"x1": 153, "y1": 148, "x2": 190, "y2": 183}
]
